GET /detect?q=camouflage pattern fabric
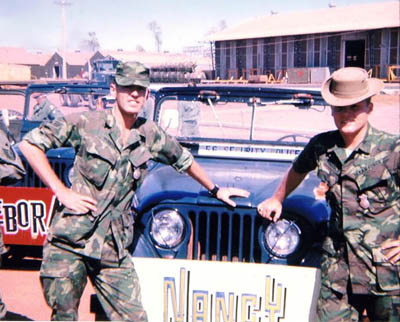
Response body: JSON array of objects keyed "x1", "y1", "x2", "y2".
[
  {"x1": 178, "y1": 101, "x2": 200, "y2": 137},
  {"x1": 0, "y1": 121, "x2": 26, "y2": 320},
  {"x1": 115, "y1": 61, "x2": 150, "y2": 88},
  {"x1": 24, "y1": 107, "x2": 193, "y2": 320},
  {"x1": 0, "y1": 122, "x2": 25, "y2": 186},
  {"x1": 293, "y1": 125, "x2": 400, "y2": 318},
  {"x1": 31, "y1": 98, "x2": 63, "y2": 122},
  {"x1": 0, "y1": 292, "x2": 5, "y2": 320},
  {"x1": 24, "y1": 108, "x2": 193, "y2": 259},
  {"x1": 317, "y1": 283, "x2": 400, "y2": 321},
  {"x1": 41, "y1": 239, "x2": 147, "y2": 321},
  {"x1": 0, "y1": 231, "x2": 6, "y2": 320},
  {"x1": 0, "y1": 230, "x2": 5, "y2": 257}
]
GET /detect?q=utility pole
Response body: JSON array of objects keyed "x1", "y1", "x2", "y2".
[{"x1": 54, "y1": 0, "x2": 71, "y2": 79}]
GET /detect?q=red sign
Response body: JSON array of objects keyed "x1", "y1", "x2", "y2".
[{"x1": 0, "y1": 187, "x2": 55, "y2": 246}]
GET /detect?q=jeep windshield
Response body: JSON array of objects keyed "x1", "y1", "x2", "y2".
[
  {"x1": 155, "y1": 86, "x2": 332, "y2": 159},
  {"x1": 26, "y1": 87, "x2": 114, "y2": 120},
  {"x1": 155, "y1": 85, "x2": 399, "y2": 160}
]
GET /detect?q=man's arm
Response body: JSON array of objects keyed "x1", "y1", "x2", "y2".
[
  {"x1": 19, "y1": 140, "x2": 97, "y2": 214},
  {"x1": 185, "y1": 160, "x2": 250, "y2": 207},
  {"x1": 257, "y1": 166, "x2": 308, "y2": 222}
]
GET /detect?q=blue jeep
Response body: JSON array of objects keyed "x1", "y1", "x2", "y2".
[
  {"x1": 129, "y1": 85, "x2": 331, "y2": 268},
  {"x1": 3, "y1": 82, "x2": 331, "y2": 267}
]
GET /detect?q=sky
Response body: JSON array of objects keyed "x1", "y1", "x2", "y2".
[{"x1": 0, "y1": 0, "x2": 394, "y2": 54}]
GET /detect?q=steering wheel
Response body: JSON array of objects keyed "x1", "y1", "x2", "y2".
[
  {"x1": 276, "y1": 134, "x2": 311, "y2": 142},
  {"x1": 0, "y1": 109, "x2": 23, "y2": 121}
]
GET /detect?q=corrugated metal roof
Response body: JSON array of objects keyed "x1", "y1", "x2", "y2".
[
  {"x1": 208, "y1": 1, "x2": 400, "y2": 41},
  {"x1": 62, "y1": 51, "x2": 94, "y2": 65},
  {"x1": 0, "y1": 47, "x2": 96, "y2": 66},
  {"x1": 0, "y1": 47, "x2": 52, "y2": 65},
  {"x1": 100, "y1": 50, "x2": 212, "y2": 70}
]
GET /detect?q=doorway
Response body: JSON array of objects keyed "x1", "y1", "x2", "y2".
[
  {"x1": 345, "y1": 40, "x2": 365, "y2": 68},
  {"x1": 53, "y1": 65, "x2": 60, "y2": 79}
]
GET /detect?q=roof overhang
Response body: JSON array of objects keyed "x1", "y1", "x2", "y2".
[{"x1": 208, "y1": 1, "x2": 400, "y2": 42}]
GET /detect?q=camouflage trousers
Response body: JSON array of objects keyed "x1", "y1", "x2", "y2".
[
  {"x1": 0, "y1": 291, "x2": 6, "y2": 320},
  {"x1": 40, "y1": 242, "x2": 148, "y2": 321},
  {"x1": 0, "y1": 232, "x2": 7, "y2": 321},
  {"x1": 317, "y1": 283, "x2": 400, "y2": 322}
]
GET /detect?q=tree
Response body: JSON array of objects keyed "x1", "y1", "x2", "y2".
[
  {"x1": 205, "y1": 19, "x2": 228, "y2": 36},
  {"x1": 148, "y1": 21, "x2": 162, "y2": 53},
  {"x1": 80, "y1": 32, "x2": 100, "y2": 52},
  {"x1": 136, "y1": 44, "x2": 145, "y2": 52}
]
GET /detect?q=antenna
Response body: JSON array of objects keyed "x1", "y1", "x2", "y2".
[{"x1": 54, "y1": 0, "x2": 72, "y2": 79}]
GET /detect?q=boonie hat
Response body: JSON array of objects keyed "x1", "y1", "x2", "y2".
[
  {"x1": 114, "y1": 61, "x2": 150, "y2": 88},
  {"x1": 321, "y1": 67, "x2": 384, "y2": 107},
  {"x1": 32, "y1": 93, "x2": 46, "y2": 99}
]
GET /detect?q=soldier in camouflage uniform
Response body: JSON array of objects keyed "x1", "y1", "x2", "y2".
[
  {"x1": 31, "y1": 93, "x2": 63, "y2": 122},
  {"x1": 0, "y1": 121, "x2": 25, "y2": 320},
  {"x1": 19, "y1": 61, "x2": 249, "y2": 321},
  {"x1": 257, "y1": 67, "x2": 399, "y2": 321},
  {"x1": 178, "y1": 100, "x2": 200, "y2": 137}
]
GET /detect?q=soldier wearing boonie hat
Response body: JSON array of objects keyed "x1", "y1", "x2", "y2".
[
  {"x1": 257, "y1": 67, "x2": 400, "y2": 321},
  {"x1": 19, "y1": 61, "x2": 249, "y2": 321}
]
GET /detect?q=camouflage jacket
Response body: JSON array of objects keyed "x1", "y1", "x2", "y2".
[
  {"x1": 293, "y1": 125, "x2": 400, "y2": 295},
  {"x1": 23, "y1": 108, "x2": 194, "y2": 260},
  {"x1": 0, "y1": 122, "x2": 25, "y2": 186},
  {"x1": 0, "y1": 122, "x2": 25, "y2": 255},
  {"x1": 31, "y1": 99, "x2": 63, "y2": 122}
]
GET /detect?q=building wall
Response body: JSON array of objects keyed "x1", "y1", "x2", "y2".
[
  {"x1": 30, "y1": 65, "x2": 44, "y2": 79},
  {"x1": 215, "y1": 27, "x2": 400, "y2": 81},
  {"x1": 40, "y1": 51, "x2": 104, "y2": 79},
  {"x1": 43, "y1": 53, "x2": 63, "y2": 79}
]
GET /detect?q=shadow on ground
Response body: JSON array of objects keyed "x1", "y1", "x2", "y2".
[
  {"x1": 1, "y1": 257, "x2": 41, "y2": 271},
  {"x1": 3, "y1": 311, "x2": 33, "y2": 321}
]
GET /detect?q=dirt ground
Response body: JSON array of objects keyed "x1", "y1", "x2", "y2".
[
  {"x1": 369, "y1": 94, "x2": 400, "y2": 134},
  {"x1": 0, "y1": 259, "x2": 95, "y2": 321}
]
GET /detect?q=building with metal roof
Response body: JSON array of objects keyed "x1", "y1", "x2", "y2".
[{"x1": 208, "y1": 1, "x2": 400, "y2": 83}]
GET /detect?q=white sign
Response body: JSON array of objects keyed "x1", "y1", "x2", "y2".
[
  {"x1": 134, "y1": 257, "x2": 321, "y2": 322},
  {"x1": 198, "y1": 143, "x2": 303, "y2": 161}
]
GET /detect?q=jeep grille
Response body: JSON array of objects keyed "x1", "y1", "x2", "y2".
[
  {"x1": 21, "y1": 158, "x2": 69, "y2": 187},
  {"x1": 187, "y1": 207, "x2": 263, "y2": 263}
]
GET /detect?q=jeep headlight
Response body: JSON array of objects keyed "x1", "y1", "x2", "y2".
[
  {"x1": 64, "y1": 165, "x2": 74, "y2": 187},
  {"x1": 150, "y1": 209, "x2": 185, "y2": 248},
  {"x1": 264, "y1": 219, "x2": 301, "y2": 257}
]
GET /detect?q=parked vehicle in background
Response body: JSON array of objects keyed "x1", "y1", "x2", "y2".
[
  {"x1": 90, "y1": 58, "x2": 119, "y2": 85},
  {"x1": 90, "y1": 57, "x2": 205, "y2": 85}
]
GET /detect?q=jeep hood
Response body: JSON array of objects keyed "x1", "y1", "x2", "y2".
[{"x1": 135, "y1": 157, "x2": 321, "y2": 210}]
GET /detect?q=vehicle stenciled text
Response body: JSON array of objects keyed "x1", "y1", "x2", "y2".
[
  {"x1": 164, "y1": 267, "x2": 286, "y2": 322},
  {"x1": 0, "y1": 197, "x2": 55, "y2": 238}
]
